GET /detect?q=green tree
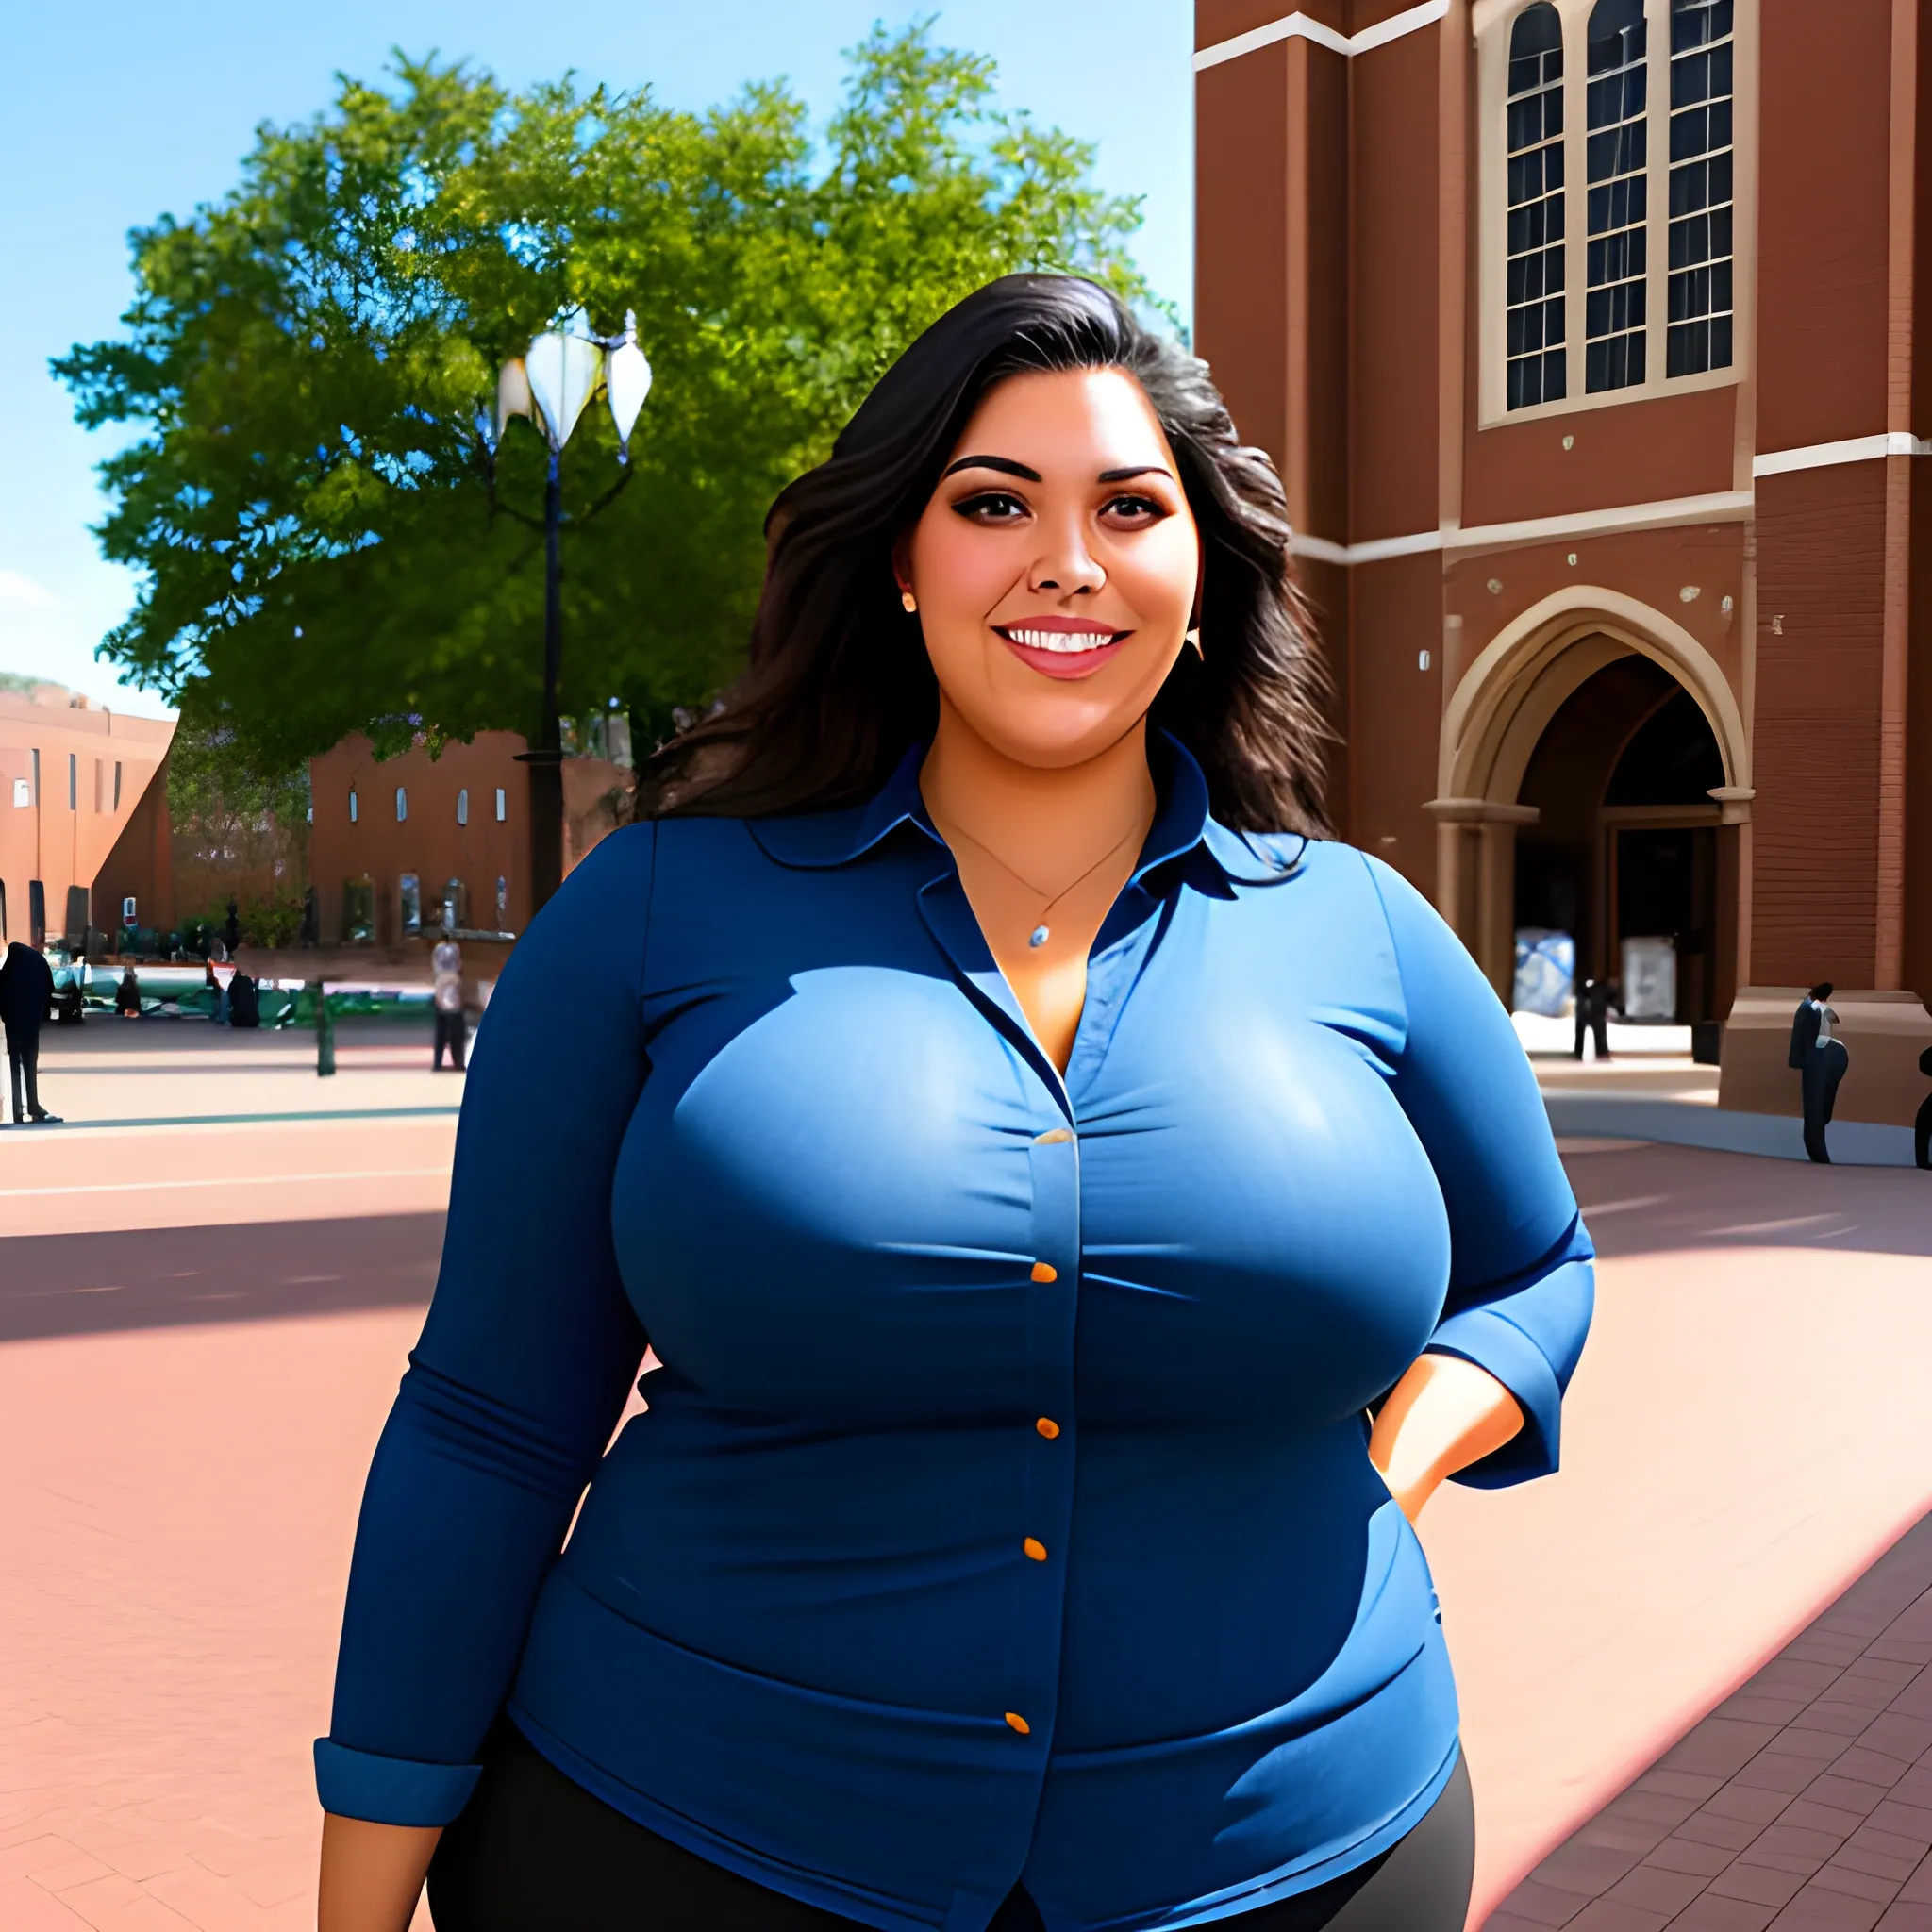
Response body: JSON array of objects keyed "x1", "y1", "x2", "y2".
[{"x1": 57, "y1": 25, "x2": 1164, "y2": 770}]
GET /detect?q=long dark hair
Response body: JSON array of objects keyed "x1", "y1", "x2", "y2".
[{"x1": 640, "y1": 274, "x2": 1332, "y2": 834}]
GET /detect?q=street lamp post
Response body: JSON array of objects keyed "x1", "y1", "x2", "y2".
[{"x1": 495, "y1": 308, "x2": 653, "y2": 919}]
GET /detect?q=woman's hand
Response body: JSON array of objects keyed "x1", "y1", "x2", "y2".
[
  {"x1": 1368, "y1": 1353, "x2": 1525, "y2": 1524},
  {"x1": 317, "y1": 1814, "x2": 441, "y2": 1932}
]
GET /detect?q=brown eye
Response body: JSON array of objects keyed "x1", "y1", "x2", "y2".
[
  {"x1": 1102, "y1": 493, "x2": 1167, "y2": 525},
  {"x1": 953, "y1": 491, "x2": 1028, "y2": 522}
]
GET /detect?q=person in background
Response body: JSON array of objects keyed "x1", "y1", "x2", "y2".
[
  {"x1": 1913, "y1": 1044, "x2": 1931, "y2": 1172},
  {"x1": 116, "y1": 967, "x2": 142, "y2": 1018},
  {"x1": 1788, "y1": 981, "x2": 1847, "y2": 1164},
  {"x1": 0, "y1": 941, "x2": 59, "y2": 1124},
  {"x1": 431, "y1": 936, "x2": 466, "y2": 1072},
  {"x1": 52, "y1": 967, "x2": 85, "y2": 1026},
  {"x1": 1572, "y1": 974, "x2": 1619, "y2": 1061},
  {"x1": 225, "y1": 898, "x2": 242, "y2": 957},
  {"x1": 230, "y1": 971, "x2": 261, "y2": 1029}
]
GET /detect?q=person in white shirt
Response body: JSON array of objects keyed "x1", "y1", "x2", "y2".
[{"x1": 432, "y1": 937, "x2": 466, "y2": 1073}]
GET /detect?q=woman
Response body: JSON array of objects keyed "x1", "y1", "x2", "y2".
[{"x1": 317, "y1": 275, "x2": 1592, "y2": 1932}]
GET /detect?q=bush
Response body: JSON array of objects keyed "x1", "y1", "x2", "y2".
[{"x1": 239, "y1": 892, "x2": 305, "y2": 949}]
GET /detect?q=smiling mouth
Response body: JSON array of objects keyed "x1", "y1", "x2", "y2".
[{"x1": 992, "y1": 624, "x2": 1130, "y2": 656}]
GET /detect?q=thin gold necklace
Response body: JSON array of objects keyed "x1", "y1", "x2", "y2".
[{"x1": 930, "y1": 812, "x2": 1143, "y2": 951}]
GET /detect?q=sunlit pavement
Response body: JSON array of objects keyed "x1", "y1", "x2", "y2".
[{"x1": 3, "y1": 1023, "x2": 1930, "y2": 1929}]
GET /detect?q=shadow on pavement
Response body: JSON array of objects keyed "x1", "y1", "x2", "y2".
[
  {"x1": 1563, "y1": 1142, "x2": 1932, "y2": 1261},
  {"x1": 0, "y1": 1212, "x2": 444, "y2": 1341}
]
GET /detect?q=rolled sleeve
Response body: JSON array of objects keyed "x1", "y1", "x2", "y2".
[
  {"x1": 311, "y1": 1738, "x2": 482, "y2": 1828},
  {"x1": 1363, "y1": 854, "x2": 1594, "y2": 1488}
]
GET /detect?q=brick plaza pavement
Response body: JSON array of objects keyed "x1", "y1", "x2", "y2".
[
  {"x1": 4, "y1": 1022, "x2": 1932, "y2": 1929},
  {"x1": 1491, "y1": 1516, "x2": 1932, "y2": 1931}
]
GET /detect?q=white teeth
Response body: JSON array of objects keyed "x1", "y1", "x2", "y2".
[{"x1": 1006, "y1": 627, "x2": 1112, "y2": 653}]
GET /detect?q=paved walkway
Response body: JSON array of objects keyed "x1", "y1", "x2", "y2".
[
  {"x1": 1489, "y1": 1514, "x2": 1932, "y2": 1930},
  {"x1": 4, "y1": 1024, "x2": 1932, "y2": 1931}
]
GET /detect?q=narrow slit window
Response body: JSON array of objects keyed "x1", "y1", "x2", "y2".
[
  {"x1": 395, "y1": 786, "x2": 408, "y2": 823},
  {"x1": 457, "y1": 787, "x2": 469, "y2": 826},
  {"x1": 1667, "y1": 0, "x2": 1735, "y2": 376},
  {"x1": 68, "y1": 753, "x2": 76, "y2": 812},
  {"x1": 349, "y1": 789, "x2": 358, "y2": 824},
  {"x1": 1585, "y1": 0, "x2": 1647, "y2": 392},
  {"x1": 494, "y1": 787, "x2": 507, "y2": 823},
  {"x1": 1506, "y1": 3, "x2": 1567, "y2": 409},
  {"x1": 113, "y1": 760, "x2": 123, "y2": 811}
]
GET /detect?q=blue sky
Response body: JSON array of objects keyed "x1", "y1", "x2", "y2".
[{"x1": 0, "y1": 2, "x2": 1193, "y2": 717}]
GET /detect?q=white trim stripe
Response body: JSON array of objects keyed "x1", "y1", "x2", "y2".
[
  {"x1": 1193, "y1": 1, "x2": 1448, "y2": 71},
  {"x1": 1291, "y1": 488, "x2": 1757, "y2": 566},
  {"x1": 1752, "y1": 432, "x2": 1932, "y2": 477}
]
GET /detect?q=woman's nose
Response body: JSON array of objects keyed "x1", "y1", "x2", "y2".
[{"x1": 1028, "y1": 525, "x2": 1106, "y2": 597}]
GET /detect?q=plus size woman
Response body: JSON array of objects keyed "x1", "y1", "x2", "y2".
[{"x1": 317, "y1": 275, "x2": 1593, "y2": 1932}]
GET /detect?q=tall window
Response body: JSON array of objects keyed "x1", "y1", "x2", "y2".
[
  {"x1": 456, "y1": 786, "x2": 470, "y2": 826},
  {"x1": 1668, "y1": 0, "x2": 1735, "y2": 375},
  {"x1": 395, "y1": 785, "x2": 408, "y2": 823},
  {"x1": 1506, "y1": 4, "x2": 1567, "y2": 408},
  {"x1": 1585, "y1": 0, "x2": 1647, "y2": 391},
  {"x1": 67, "y1": 753, "x2": 77, "y2": 811}
]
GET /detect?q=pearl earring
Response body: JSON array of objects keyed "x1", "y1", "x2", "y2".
[
  {"x1": 901, "y1": 589, "x2": 918, "y2": 613},
  {"x1": 1186, "y1": 628, "x2": 1203, "y2": 660}
]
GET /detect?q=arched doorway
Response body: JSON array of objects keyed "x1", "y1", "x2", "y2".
[
  {"x1": 1432, "y1": 588, "x2": 1752, "y2": 1014},
  {"x1": 1514, "y1": 660, "x2": 1731, "y2": 1023}
]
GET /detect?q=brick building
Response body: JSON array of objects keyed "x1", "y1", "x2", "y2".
[
  {"x1": 0, "y1": 684, "x2": 174, "y2": 948},
  {"x1": 307, "y1": 728, "x2": 635, "y2": 947},
  {"x1": 1194, "y1": 0, "x2": 1932, "y2": 1123}
]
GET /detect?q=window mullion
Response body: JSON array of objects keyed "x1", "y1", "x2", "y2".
[
  {"x1": 1564, "y1": 10, "x2": 1589, "y2": 407},
  {"x1": 1644, "y1": 0, "x2": 1670, "y2": 391}
]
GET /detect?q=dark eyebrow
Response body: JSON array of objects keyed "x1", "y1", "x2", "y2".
[
  {"x1": 940, "y1": 454, "x2": 1042, "y2": 481},
  {"x1": 1097, "y1": 465, "x2": 1173, "y2": 483}
]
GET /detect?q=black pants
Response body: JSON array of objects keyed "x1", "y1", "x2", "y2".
[
  {"x1": 1915, "y1": 1093, "x2": 1931, "y2": 1171},
  {"x1": 1802, "y1": 1039, "x2": 1848, "y2": 1163},
  {"x1": 434, "y1": 1008, "x2": 467, "y2": 1071},
  {"x1": 1573, "y1": 1008, "x2": 1609, "y2": 1059},
  {"x1": 428, "y1": 1719, "x2": 1474, "y2": 1932},
  {"x1": 8, "y1": 1032, "x2": 42, "y2": 1122}
]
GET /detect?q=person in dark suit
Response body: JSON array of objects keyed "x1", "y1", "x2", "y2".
[
  {"x1": 1573, "y1": 976, "x2": 1620, "y2": 1060},
  {"x1": 1915, "y1": 1045, "x2": 1932, "y2": 1172},
  {"x1": 0, "y1": 941, "x2": 59, "y2": 1124},
  {"x1": 1788, "y1": 981, "x2": 1846, "y2": 1164},
  {"x1": 229, "y1": 971, "x2": 261, "y2": 1029}
]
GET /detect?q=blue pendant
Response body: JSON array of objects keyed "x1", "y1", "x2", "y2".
[{"x1": 1028, "y1": 925, "x2": 1050, "y2": 949}]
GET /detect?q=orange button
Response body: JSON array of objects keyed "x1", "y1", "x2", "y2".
[
  {"x1": 1005, "y1": 1711, "x2": 1031, "y2": 1735},
  {"x1": 1035, "y1": 1417, "x2": 1061, "y2": 1440},
  {"x1": 1023, "y1": 1538, "x2": 1048, "y2": 1562},
  {"x1": 1030, "y1": 1262, "x2": 1058, "y2": 1283}
]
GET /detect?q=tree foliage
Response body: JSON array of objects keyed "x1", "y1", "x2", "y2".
[{"x1": 57, "y1": 25, "x2": 1163, "y2": 768}]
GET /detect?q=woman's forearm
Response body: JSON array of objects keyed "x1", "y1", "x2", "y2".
[
  {"x1": 317, "y1": 1814, "x2": 441, "y2": 1932},
  {"x1": 1368, "y1": 1352, "x2": 1524, "y2": 1523}
]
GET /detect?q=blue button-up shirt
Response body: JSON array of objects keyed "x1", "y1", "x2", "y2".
[{"x1": 319, "y1": 736, "x2": 1593, "y2": 1931}]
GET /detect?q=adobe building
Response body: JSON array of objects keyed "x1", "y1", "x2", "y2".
[
  {"x1": 0, "y1": 683, "x2": 175, "y2": 948},
  {"x1": 1194, "y1": 0, "x2": 1932, "y2": 1124}
]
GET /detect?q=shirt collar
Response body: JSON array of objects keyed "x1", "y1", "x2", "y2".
[{"x1": 747, "y1": 731, "x2": 1307, "y2": 888}]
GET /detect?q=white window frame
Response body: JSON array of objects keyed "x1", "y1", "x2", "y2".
[{"x1": 1474, "y1": 0, "x2": 1757, "y2": 427}]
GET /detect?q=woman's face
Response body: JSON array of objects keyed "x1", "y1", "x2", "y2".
[{"x1": 898, "y1": 367, "x2": 1200, "y2": 770}]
